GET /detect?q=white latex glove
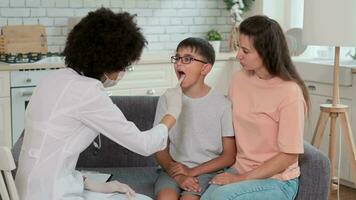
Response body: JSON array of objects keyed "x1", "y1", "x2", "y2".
[
  {"x1": 84, "y1": 178, "x2": 136, "y2": 199},
  {"x1": 163, "y1": 75, "x2": 184, "y2": 120}
]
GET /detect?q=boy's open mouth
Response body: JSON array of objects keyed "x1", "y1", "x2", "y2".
[{"x1": 178, "y1": 71, "x2": 185, "y2": 79}]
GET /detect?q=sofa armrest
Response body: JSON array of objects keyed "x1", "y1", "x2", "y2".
[{"x1": 296, "y1": 141, "x2": 330, "y2": 200}]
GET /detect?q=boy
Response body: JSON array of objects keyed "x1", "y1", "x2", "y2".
[{"x1": 153, "y1": 37, "x2": 236, "y2": 200}]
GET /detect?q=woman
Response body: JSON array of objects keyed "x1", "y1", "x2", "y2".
[
  {"x1": 201, "y1": 15, "x2": 310, "y2": 200},
  {"x1": 15, "y1": 8, "x2": 182, "y2": 200}
]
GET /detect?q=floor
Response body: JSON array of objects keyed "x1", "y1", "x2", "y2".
[{"x1": 329, "y1": 185, "x2": 356, "y2": 200}]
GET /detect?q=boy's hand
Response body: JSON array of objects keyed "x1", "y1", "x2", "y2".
[
  {"x1": 168, "y1": 162, "x2": 192, "y2": 177},
  {"x1": 174, "y1": 175, "x2": 201, "y2": 193}
]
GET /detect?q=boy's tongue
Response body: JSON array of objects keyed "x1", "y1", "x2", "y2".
[
  {"x1": 181, "y1": 71, "x2": 186, "y2": 77},
  {"x1": 178, "y1": 74, "x2": 185, "y2": 86}
]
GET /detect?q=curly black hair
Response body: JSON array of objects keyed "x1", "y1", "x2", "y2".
[{"x1": 63, "y1": 7, "x2": 147, "y2": 80}]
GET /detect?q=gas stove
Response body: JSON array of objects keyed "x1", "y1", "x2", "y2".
[{"x1": 0, "y1": 52, "x2": 64, "y2": 64}]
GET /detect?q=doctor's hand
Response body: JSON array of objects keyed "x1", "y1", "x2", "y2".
[
  {"x1": 108, "y1": 181, "x2": 136, "y2": 198},
  {"x1": 163, "y1": 75, "x2": 185, "y2": 120},
  {"x1": 84, "y1": 178, "x2": 136, "y2": 198}
]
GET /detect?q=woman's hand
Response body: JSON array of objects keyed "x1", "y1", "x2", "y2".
[
  {"x1": 209, "y1": 172, "x2": 245, "y2": 185},
  {"x1": 168, "y1": 162, "x2": 192, "y2": 177},
  {"x1": 174, "y1": 175, "x2": 201, "y2": 193}
]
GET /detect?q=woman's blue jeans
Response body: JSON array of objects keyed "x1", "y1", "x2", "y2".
[{"x1": 201, "y1": 171, "x2": 299, "y2": 200}]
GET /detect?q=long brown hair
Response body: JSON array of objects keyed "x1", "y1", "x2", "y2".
[{"x1": 239, "y1": 15, "x2": 310, "y2": 111}]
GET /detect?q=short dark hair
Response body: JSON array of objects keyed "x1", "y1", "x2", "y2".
[
  {"x1": 63, "y1": 7, "x2": 147, "y2": 80},
  {"x1": 176, "y1": 37, "x2": 215, "y2": 65}
]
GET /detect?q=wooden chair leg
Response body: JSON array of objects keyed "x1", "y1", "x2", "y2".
[
  {"x1": 339, "y1": 112, "x2": 356, "y2": 183},
  {"x1": 329, "y1": 114, "x2": 338, "y2": 192},
  {"x1": 312, "y1": 111, "x2": 329, "y2": 148}
]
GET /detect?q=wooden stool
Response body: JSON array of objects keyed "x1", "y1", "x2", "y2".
[{"x1": 311, "y1": 104, "x2": 356, "y2": 193}]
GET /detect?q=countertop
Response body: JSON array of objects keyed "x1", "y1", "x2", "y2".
[
  {"x1": 1, "y1": 53, "x2": 355, "y2": 73},
  {"x1": 0, "y1": 52, "x2": 237, "y2": 71},
  {"x1": 292, "y1": 57, "x2": 356, "y2": 73}
]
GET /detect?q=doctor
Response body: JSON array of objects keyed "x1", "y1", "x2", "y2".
[{"x1": 15, "y1": 8, "x2": 183, "y2": 200}]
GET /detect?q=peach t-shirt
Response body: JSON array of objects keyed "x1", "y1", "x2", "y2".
[{"x1": 229, "y1": 69, "x2": 306, "y2": 180}]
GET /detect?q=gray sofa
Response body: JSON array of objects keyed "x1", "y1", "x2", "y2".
[{"x1": 13, "y1": 96, "x2": 330, "y2": 199}]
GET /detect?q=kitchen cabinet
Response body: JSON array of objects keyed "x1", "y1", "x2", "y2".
[
  {"x1": 0, "y1": 71, "x2": 11, "y2": 147},
  {"x1": 0, "y1": 71, "x2": 10, "y2": 97},
  {"x1": 0, "y1": 97, "x2": 11, "y2": 147},
  {"x1": 107, "y1": 63, "x2": 174, "y2": 96},
  {"x1": 294, "y1": 58, "x2": 356, "y2": 188},
  {"x1": 201, "y1": 59, "x2": 236, "y2": 95}
]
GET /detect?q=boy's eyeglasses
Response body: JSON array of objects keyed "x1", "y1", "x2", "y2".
[{"x1": 170, "y1": 56, "x2": 207, "y2": 64}]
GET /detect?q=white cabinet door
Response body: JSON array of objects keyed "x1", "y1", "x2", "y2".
[
  {"x1": 110, "y1": 64, "x2": 173, "y2": 90},
  {"x1": 0, "y1": 97, "x2": 11, "y2": 147},
  {"x1": 205, "y1": 60, "x2": 236, "y2": 95},
  {"x1": 108, "y1": 89, "x2": 131, "y2": 96},
  {"x1": 107, "y1": 63, "x2": 174, "y2": 96},
  {"x1": 130, "y1": 87, "x2": 168, "y2": 96},
  {"x1": 0, "y1": 72, "x2": 10, "y2": 97}
]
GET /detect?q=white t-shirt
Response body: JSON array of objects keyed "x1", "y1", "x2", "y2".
[{"x1": 154, "y1": 88, "x2": 234, "y2": 168}]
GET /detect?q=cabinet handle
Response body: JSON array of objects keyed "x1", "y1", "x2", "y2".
[
  {"x1": 146, "y1": 89, "x2": 155, "y2": 95},
  {"x1": 25, "y1": 78, "x2": 32, "y2": 83},
  {"x1": 325, "y1": 99, "x2": 332, "y2": 104},
  {"x1": 21, "y1": 91, "x2": 33, "y2": 96},
  {"x1": 127, "y1": 66, "x2": 134, "y2": 72},
  {"x1": 307, "y1": 85, "x2": 316, "y2": 91}
]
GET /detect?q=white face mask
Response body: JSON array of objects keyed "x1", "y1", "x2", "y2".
[{"x1": 103, "y1": 71, "x2": 126, "y2": 88}]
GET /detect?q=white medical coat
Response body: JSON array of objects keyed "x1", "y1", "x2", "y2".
[{"x1": 15, "y1": 68, "x2": 168, "y2": 200}]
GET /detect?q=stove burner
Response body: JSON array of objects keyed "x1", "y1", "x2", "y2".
[{"x1": 0, "y1": 52, "x2": 63, "y2": 63}]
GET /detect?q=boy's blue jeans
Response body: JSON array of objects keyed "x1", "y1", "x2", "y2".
[{"x1": 201, "y1": 169, "x2": 299, "y2": 200}]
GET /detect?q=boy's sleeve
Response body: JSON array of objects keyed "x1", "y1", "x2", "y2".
[
  {"x1": 153, "y1": 96, "x2": 167, "y2": 126},
  {"x1": 221, "y1": 102, "x2": 235, "y2": 137}
]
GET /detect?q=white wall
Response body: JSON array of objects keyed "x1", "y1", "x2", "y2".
[
  {"x1": 0, "y1": 0, "x2": 233, "y2": 53},
  {"x1": 261, "y1": 0, "x2": 303, "y2": 31},
  {"x1": 262, "y1": 0, "x2": 286, "y2": 30}
]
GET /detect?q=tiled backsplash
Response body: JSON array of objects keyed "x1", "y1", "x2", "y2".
[{"x1": 0, "y1": 0, "x2": 232, "y2": 53}]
